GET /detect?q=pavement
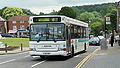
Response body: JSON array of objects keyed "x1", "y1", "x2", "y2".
[
  {"x1": 0, "y1": 47, "x2": 29, "y2": 55},
  {"x1": 82, "y1": 42, "x2": 120, "y2": 68}
]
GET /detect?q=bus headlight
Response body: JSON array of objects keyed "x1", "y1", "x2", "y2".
[{"x1": 58, "y1": 48, "x2": 67, "y2": 51}]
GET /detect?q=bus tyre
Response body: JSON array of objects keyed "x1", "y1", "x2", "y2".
[
  {"x1": 71, "y1": 46, "x2": 74, "y2": 57},
  {"x1": 40, "y1": 56, "x2": 46, "y2": 60}
]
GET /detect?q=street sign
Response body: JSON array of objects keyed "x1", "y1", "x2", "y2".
[
  {"x1": 106, "y1": 22, "x2": 111, "y2": 24},
  {"x1": 106, "y1": 17, "x2": 110, "y2": 21}
]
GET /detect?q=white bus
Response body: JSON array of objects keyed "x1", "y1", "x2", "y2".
[{"x1": 29, "y1": 15, "x2": 89, "y2": 59}]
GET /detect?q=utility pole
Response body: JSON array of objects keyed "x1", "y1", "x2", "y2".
[
  {"x1": 104, "y1": 16, "x2": 107, "y2": 38},
  {"x1": 104, "y1": 16, "x2": 110, "y2": 38}
]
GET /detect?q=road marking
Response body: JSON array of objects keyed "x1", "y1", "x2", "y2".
[
  {"x1": 31, "y1": 61, "x2": 45, "y2": 68},
  {"x1": 75, "y1": 48, "x2": 99, "y2": 68},
  {"x1": 0, "y1": 59, "x2": 16, "y2": 65}
]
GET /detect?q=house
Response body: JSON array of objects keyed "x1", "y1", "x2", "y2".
[
  {"x1": 0, "y1": 16, "x2": 6, "y2": 34},
  {"x1": 8, "y1": 15, "x2": 30, "y2": 37}
]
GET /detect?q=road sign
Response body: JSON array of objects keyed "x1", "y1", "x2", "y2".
[
  {"x1": 106, "y1": 22, "x2": 111, "y2": 24},
  {"x1": 106, "y1": 17, "x2": 110, "y2": 21}
]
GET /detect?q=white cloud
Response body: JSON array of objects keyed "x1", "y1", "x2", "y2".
[{"x1": 30, "y1": 6, "x2": 62, "y2": 14}]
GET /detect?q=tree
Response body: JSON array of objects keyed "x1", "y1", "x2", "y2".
[
  {"x1": 58, "y1": 6, "x2": 77, "y2": 19},
  {"x1": 49, "y1": 10, "x2": 58, "y2": 15},
  {"x1": 22, "y1": 9, "x2": 35, "y2": 15},
  {"x1": 90, "y1": 22, "x2": 103, "y2": 35},
  {"x1": 78, "y1": 12, "x2": 95, "y2": 23},
  {"x1": 39, "y1": 12, "x2": 45, "y2": 15},
  {"x1": 106, "y1": 9, "x2": 117, "y2": 31},
  {"x1": 1, "y1": 7, "x2": 25, "y2": 19}
]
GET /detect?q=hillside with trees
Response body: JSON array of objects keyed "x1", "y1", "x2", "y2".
[{"x1": 72, "y1": 2, "x2": 117, "y2": 35}]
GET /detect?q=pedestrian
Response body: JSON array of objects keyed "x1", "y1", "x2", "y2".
[{"x1": 110, "y1": 33, "x2": 114, "y2": 47}]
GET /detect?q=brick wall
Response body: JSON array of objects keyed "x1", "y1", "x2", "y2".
[
  {"x1": 8, "y1": 21, "x2": 29, "y2": 30},
  {"x1": 0, "y1": 21, "x2": 6, "y2": 33}
]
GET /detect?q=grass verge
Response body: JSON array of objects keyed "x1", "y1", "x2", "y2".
[{"x1": 0, "y1": 38, "x2": 29, "y2": 47}]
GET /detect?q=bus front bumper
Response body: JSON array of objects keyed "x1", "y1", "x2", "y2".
[{"x1": 29, "y1": 51, "x2": 68, "y2": 56}]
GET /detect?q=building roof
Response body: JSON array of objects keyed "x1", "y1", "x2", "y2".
[
  {"x1": 8, "y1": 15, "x2": 31, "y2": 21},
  {"x1": 0, "y1": 16, "x2": 5, "y2": 21}
]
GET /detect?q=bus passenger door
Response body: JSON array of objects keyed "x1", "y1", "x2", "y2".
[{"x1": 66, "y1": 26, "x2": 71, "y2": 53}]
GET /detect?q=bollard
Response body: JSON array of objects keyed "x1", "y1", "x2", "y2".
[
  {"x1": 5, "y1": 43, "x2": 7, "y2": 53},
  {"x1": 21, "y1": 43, "x2": 23, "y2": 51},
  {"x1": 100, "y1": 38, "x2": 108, "y2": 50}
]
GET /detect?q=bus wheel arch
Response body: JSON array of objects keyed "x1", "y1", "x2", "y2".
[{"x1": 40, "y1": 55, "x2": 46, "y2": 60}]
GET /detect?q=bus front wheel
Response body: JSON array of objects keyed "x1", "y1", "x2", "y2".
[{"x1": 40, "y1": 56, "x2": 46, "y2": 60}]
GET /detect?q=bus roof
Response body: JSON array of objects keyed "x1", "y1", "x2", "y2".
[{"x1": 29, "y1": 15, "x2": 88, "y2": 27}]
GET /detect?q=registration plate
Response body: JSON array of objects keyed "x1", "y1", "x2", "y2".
[
  {"x1": 44, "y1": 45, "x2": 51, "y2": 47},
  {"x1": 43, "y1": 53, "x2": 50, "y2": 55}
]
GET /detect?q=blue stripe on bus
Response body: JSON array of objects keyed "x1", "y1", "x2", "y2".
[{"x1": 78, "y1": 38, "x2": 89, "y2": 42}]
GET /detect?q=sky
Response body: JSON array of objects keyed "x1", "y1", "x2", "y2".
[{"x1": 0, "y1": 0, "x2": 119, "y2": 14}]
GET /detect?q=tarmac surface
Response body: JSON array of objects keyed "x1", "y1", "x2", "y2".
[{"x1": 82, "y1": 42, "x2": 120, "y2": 68}]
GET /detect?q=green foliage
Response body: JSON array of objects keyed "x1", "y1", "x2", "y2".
[
  {"x1": 78, "y1": 12, "x2": 95, "y2": 23},
  {"x1": 106, "y1": 9, "x2": 117, "y2": 31},
  {"x1": 90, "y1": 22, "x2": 103, "y2": 35},
  {"x1": 58, "y1": 6, "x2": 77, "y2": 19},
  {"x1": 73, "y1": 3, "x2": 117, "y2": 16},
  {"x1": 1, "y1": 7, "x2": 26, "y2": 19},
  {"x1": 78, "y1": 11, "x2": 103, "y2": 24},
  {"x1": 39, "y1": 12, "x2": 45, "y2": 15},
  {"x1": 49, "y1": 10, "x2": 58, "y2": 15},
  {"x1": 22, "y1": 9, "x2": 35, "y2": 15}
]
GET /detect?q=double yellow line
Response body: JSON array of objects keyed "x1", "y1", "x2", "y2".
[{"x1": 75, "y1": 48, "x2": 99, "y2": 68}]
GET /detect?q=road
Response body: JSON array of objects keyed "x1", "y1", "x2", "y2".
[{"x1": 0, "y1": 46, "x2": 98, "y2": 68}]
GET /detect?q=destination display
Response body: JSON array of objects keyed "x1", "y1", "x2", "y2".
[{"x1": 33, "y1": 17, "x2": 61, "y2": 22}]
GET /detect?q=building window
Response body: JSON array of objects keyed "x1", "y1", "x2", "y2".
[
  {"x1": 12, "y1": 21, "x2": 16, "y2": 23},
  {"x1": 13, "y1": 26, "x2": 17, "y2": 30},
  {"x1": 20, "y1": 21, "x2": 24, "y2": 23},
  {"x1": 20, "y1": 26, "x2": 24, "y2": 29}
]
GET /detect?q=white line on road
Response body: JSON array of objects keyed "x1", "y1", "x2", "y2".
[
  {"x1": 0, "y1": 59, "x2": 16, "y2": 65},
  {"x1": 31, "y1": 61, "x2": 45, "y2": 68}
]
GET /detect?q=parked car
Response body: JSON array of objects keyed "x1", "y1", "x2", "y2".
[
  {"x1": 89, "y1": 37, "x2": 100, "y2": 46},
  {"x1": 98, "y1": 36, "x2": 104, "y2": 39},
  {"x1": 115, "y1": 35, "x2": 119, "y2": 42},
  {"x1": 1, "y1": 34, "x2": 15, "y2": 37},
  {"x1": 20, "y1": 35, "x2": 29, "y2": 38},
  {"x1": 89, "y1": 36, "x2": 105, "y2": 46}
]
